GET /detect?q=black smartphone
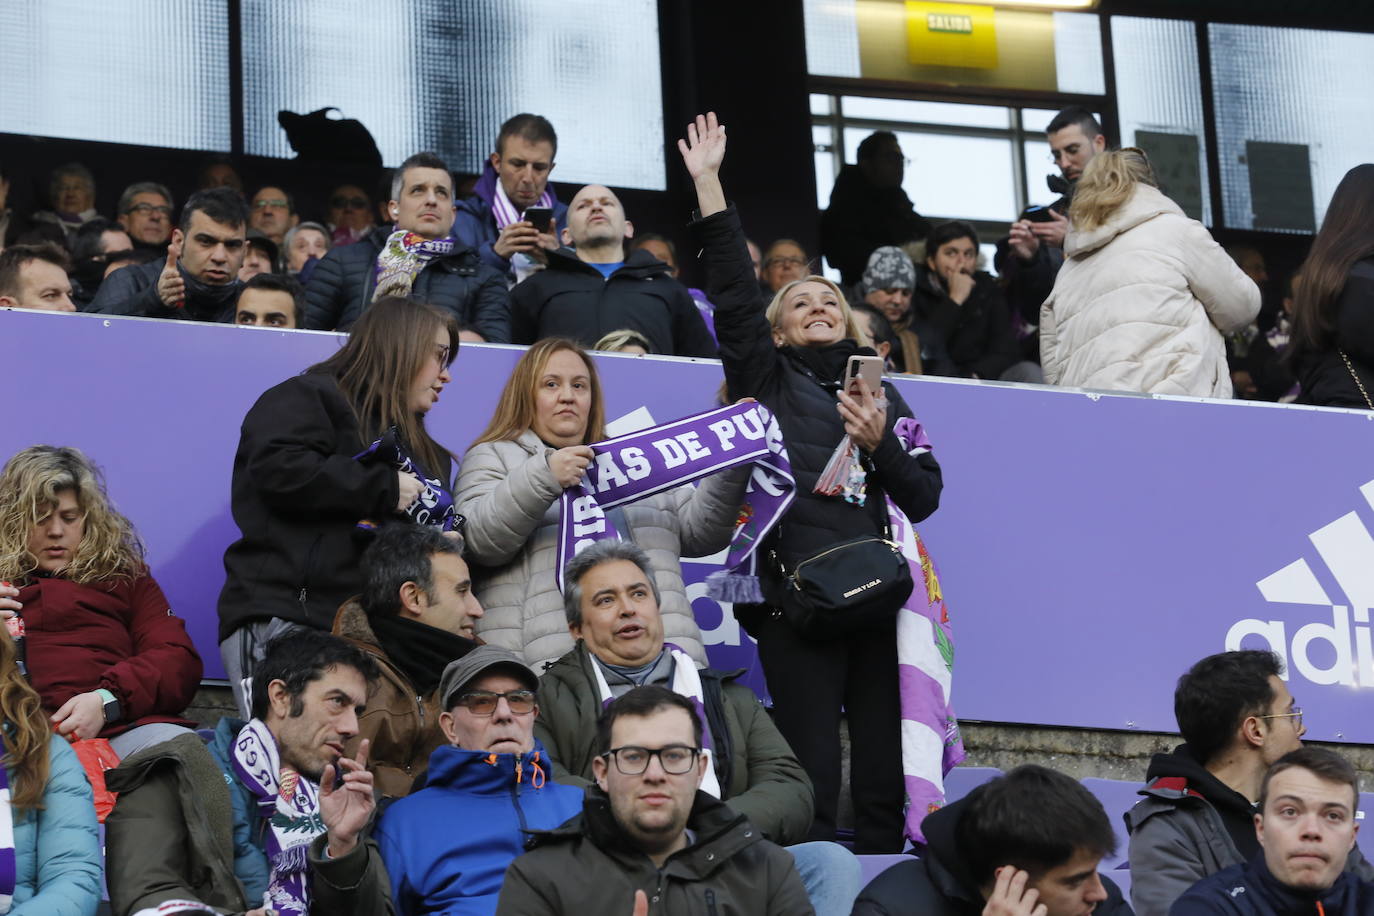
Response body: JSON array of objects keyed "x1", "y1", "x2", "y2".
[
  {"x1": 1020, "y1": 205, "x2": 1058, "y2": 223},
  {"x1": 522, "y1": 206, "x2": 553, "y2": 233}
]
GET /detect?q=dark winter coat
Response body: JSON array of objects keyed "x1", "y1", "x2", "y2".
[
  {"x1": 508, "y1": 247, "x2": 717, "y2": 357},
  {"x1": 1295, "y1": 258, "x2": 1374, "y2": 409},
  {"x1": 821, "y1": 164, "x2": 931, "y2": 287},
  {"x1": 218, "y1": 371, "x2": 450, "y2": 640},
  {"x1": 910, "y1": 265, "x2": 1020, "y2": 380},
  {"x1": 302, "y1": 223, "x2": 510, "y2": 339},
  {"x1": 853, "y1": 793, "x2": 1133, "y2": 916},
  {"x1": 88, "y1": 258, "x2": 241, "y2": 321},
  {"x1": 497, "y1": 788, "x2": 814, "y2": 915},
  {"x1": 533, "y1": 641, "x2": 814, "y2": 846},
  {"x1": 452, "y1": 165, "x2": 569, "y2": 277},
  {"x1": 1171, "y1": 854, "x2": 1374, "y2": 916}
]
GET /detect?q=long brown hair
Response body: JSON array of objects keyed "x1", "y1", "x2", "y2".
[
  {"x1": 1290, "y1": 164, "x2": 1374, "y2": 358},
  {"x1": 309, "y1": 297, "x2": 460, "y2": 476},
  {"x1": 0, "y1": 445, "x2": 146, "y2": 586},
  {"x1": 471, "y1": 338, "x2": 607, "y2": 447},
  {"x1": 0, "y1": 629, "x2": 51, "y2": 812},
  {"x1": 1069, "y1": 148, "x2": 1157, "y2": 232}
]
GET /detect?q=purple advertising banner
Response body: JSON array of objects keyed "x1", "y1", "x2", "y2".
[{"x1": 4, "y1": 309, "x2": 1374, "y2": 742}]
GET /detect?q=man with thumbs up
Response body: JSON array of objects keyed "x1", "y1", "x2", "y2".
[{"x1": 89, "y1": 186, "x2": 248, "y2": 321}]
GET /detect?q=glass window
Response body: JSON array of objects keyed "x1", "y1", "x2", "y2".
[
  {"x1": 1113, "y1": 17, "x2": 1210, "y2": 224},
  {"x1": 813, "y1": 124, "x2": 836, "y2": 211},
  {"x1": 1053, "y1": 12, "x2": 1107, "y2": 96},
  {"x1": 1024, "y1": 139, "x2": 1061, "y2": 208},
  {"x1": 241, "y1": 0, "x2": 667, "y2": 190},
  {"x1": 1210, "y1": 23, "x2": 1374, "y2": 232},
  {"x1": 1021, "y1": 109, "x2": 1062, "y2": 134},
  {"x1": 0, "y1": 0, "x2": 230, "y2": 151},
  {"x1": 811, "y1": 93, "x2": 833, "y2": 117},
  {"x1": 803, "y1": 0, "x2": 861, "y2": 78},
  {"x1": 846, "y1": 128, "x2": 1017, "y2": 222},
  {"x1": 842, "y1": 97, "x2": 1009, "y2": 129}
]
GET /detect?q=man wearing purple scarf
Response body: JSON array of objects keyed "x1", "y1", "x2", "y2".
[{"x1": 453, "y1": 113, "x2": 567, "y2": 281}]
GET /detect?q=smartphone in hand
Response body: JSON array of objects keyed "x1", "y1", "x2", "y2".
[
  {"x1": 845, "y1": 355, "x2": 884, "y2": 396},
  {"x1": 522, "y1": 206, "x2": 554, "y2": 234}
]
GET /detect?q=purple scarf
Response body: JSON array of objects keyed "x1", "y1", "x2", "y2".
[
  {"x1": 354, "y1": 427, "x2": 459, "y2": 532},
  {"x1": 555, "y1": 402, "x2": 794, "y2": 596}
]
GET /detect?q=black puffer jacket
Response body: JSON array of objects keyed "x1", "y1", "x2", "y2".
[
  {"x1": 302, "y1": 224, "x2": 510, "y2": 339},
  {"x1": 1295, "y1": 258, "x2": 1374, "y2": 409},
  {"x1": 217, "y1": 372, "x2": 450, "y2": 640},
  {"x1": 690, "y1": 206, "x2": 941, "y2": 593},
  {"x1": 821, "y1": 164, "x2": 932, "y2": 287},
  {"x1": 853, "y1": 794, "x2": 1133, "y2": 916},
  {"x1": 508, "y1": 247, "x2": 717, "y2": 357},
  {"x1": 87, "y1": 258, "x2": 241, "y2": 322},
  {"x1": 911, "y1": 265, "x2": 1020, "y2": 380},
  {"x1": 1172, "y1": 855, "x2": 1374, "y2": 916}
]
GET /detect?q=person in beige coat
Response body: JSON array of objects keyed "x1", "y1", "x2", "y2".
[
  {"x1": 1041, "y1": 148, "x2": 1260, "y2": 397},
  {"x1": 455, "y1": 337, "x2": 745, "y2": 670}
]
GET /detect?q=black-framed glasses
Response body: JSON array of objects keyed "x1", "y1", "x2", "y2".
[
  {"x1": 455, "y1": 689, "x2": 535, "y2": 716},
  {"x1": 601, "y1": 745, "x2": 700, "y2": 775},
  {"x1": 252, "y1": 198, "x2": 289, "y2": 210},
  {"x1": 125, "y1": 202, "x2": 172, "y2": 216},
  {"x1": 1257, "y1": 707, "x2": 1304, "y2": 730}
]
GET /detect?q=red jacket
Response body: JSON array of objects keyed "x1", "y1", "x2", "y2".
[{"x1": 18, "y1": 574, "x2": 202, "y2": 738}]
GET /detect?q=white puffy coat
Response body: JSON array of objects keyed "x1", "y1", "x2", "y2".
[
  {"x1": 455, "y1": 430, "x2": 746, "y2": 670},
  {"x1": 1041, "y1": 184, "x2": 1259, "y2": 398}
]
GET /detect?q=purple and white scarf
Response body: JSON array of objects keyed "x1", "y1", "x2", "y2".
[
  {"x1": 230, "y1": 719, "x2": 323, "y2": 916},
  {"x1": 886, "y1": 418, "x2": 965, "y2": 845},
  {"x1": 373, "y1": 230, "x2": 455, "y2": 300},
  {"x1": 555, "y1": 401, "x2": 795, "y2": 598},
  {"x1": 588, "y1": 644, "x2": 722, "y2": 797},
  {"x1": 354, "y1": 427, "x2": 459, "y2": 532},
  {"x1": 0, "y1": 734, "x2": 14, "y2": 913},
  {"x1": 491, "y1": 179, "x2": 555, "y2": 232}
]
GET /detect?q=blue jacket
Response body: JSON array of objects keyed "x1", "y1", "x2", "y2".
[
  {"x1": 376, "y1": 742, "x2": 583, "y2": 916},
  {"x1": 8, "y1": 735, "x2": 102, "y2": 915},
  {"x1": 1171, "y1": 853, "x2": 1374, "y2": 916},
  {"x1": 453, "y1": 164, "x2": 568, "y2": 278},
  {"x1": 302, "y1": 224, "x2": 511, "y2": 339},
  {"x1": 205, "y1": 717, "x2": 272, "y2": 902}
]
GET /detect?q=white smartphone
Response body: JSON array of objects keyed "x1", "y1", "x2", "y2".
[{"x1": 845, "y1": 355, "x2": 885, "y2": 396}]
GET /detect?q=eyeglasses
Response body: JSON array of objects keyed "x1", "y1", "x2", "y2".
[
  {"x1": 764, "y1": 256, "x2": 808, "y2": 269},
  {"x1": 125, "y1": 203, "x2": 172, "y2": 216},
  {"x1": 1257, "y1": 707, "x2": 1304, "y2": 730},
  {"x1": 252, "y1": 198, "x2": 289, "y2": 210},
  {"x1": 455, "y1": 689, "x2": 536, "y2": 716},
  {"x1": 330, "y1": 195, "x2": 369, "y2": 210},
  {"x1": 601, "y1": 745, "x2": 700, "y2": 776}
]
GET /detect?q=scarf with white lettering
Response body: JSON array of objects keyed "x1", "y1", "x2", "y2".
[
  {"x1": 0, "y1": 733, "x2": 14, "y2": 914},
  {"x1": 229, "y1": 719, "x2": 322, "y2": 916},
  {"x1": 353, "y1": 427, "x2": 459, "y2": 532},
  {"x1": 588, "y1": 645, "x2": 721, "y2": 798},
  {"x1": 373, "y1": 230, "x2": 454, "y2": 301},
  {"x1": 553, "y1": 402, "x2": 794, "y2": 598}
]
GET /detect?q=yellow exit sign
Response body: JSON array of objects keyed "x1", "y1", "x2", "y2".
[{"x1": 906, "y1": 2, "x2": 998, "y2": 69}]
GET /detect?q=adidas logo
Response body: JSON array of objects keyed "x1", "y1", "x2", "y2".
[{"x1": 1228, "y1": 478, "x2": 1374, "y2": 688}]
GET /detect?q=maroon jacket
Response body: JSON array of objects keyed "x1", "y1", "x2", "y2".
[{"x1": 18, "y1": 574, "x2": 202, "y2": 738}]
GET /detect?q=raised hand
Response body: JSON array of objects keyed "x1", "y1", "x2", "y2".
[
  {"x1": 946, "y1": 270, "x2": 975, "y2": 305},
  {"x1": 319, "y1": 738, "x2": 374, "y2": 858},
  {"x1": 983, "y1": 867, "x2": 1048, "y2": 916},
  {"x1": 157, "y1": 233, "x2": 186, "y2": 308},
  {"x1": 677, "y1": 112, "x2": 727, "y2": 181},
  {"x1": 1008, "y1": 220, "x2": 1040, "y2": 261},
  {"x1": 1029, "y1": 209, "x2": 1069, "y2": 249}
]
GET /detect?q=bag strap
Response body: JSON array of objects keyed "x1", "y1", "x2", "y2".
[{"x1": 1339, "y1": 350, "x2": 1374, "y2": 409}]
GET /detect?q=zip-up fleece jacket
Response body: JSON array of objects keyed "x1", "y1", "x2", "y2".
[
  {"x1": 497, "y1": 788, "x2": 814, "y2": 915},
  {"x1": 1171, "y1": 854, "x2": 1374, "y2": 916},
  {"x1": 375, "y1": 742, "x2": 583, "y2": 916}
]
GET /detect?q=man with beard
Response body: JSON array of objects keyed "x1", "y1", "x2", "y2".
[{"x1": 90, "y1": 187, "x2": 248, "y2": 321}]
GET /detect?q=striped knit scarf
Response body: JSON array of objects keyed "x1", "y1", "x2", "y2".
[{"x1": 373, "y1": 230, "x2": 454, "y2": 301}]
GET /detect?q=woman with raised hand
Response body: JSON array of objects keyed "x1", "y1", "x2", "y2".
[
  {"x1": 0, "y1": 445, "x2": 202, "y2": 760},
  {"x1": 455, "y1": 337, "x2": 743, "y2": 670},
  {"x1": 1288, "y1": 163, "x2": 1374, "y2": 409},
  {"x1": 678, "y1": 113, "x2": 943, "y2": 853},
  {"x1": 218, "y1": 296, "x2": 461, "y2": 715},
  {"x1": 0, "y1": 620, "x2": 102, "y2": 913},
  {"x1": 1040, "y1": 147, "x2": 1259, "y2": 396}
]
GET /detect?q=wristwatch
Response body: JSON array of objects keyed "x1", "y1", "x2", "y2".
[{"x1": 96, "y1": 688, "x2": 121, "y2": 724}]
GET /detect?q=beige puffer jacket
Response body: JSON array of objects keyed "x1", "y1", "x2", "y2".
[
  {"x1": 1041, "y1": 184, "x2": 1259, "y2": 398},
  {"x1": 455, "y1": 430, "x2": 747, "y2": 670}
]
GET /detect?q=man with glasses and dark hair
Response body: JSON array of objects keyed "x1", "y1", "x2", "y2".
[
  {"x1": 373, "y1": 644, "x2": 583, "y2": 915},
  {"x1": 498, "y1": 684, "x2": 814, "y2": 915},
  {"x1": 92, "y1": 186, "x2": 248, "y2": 321},
  {"x1": 1173, "y1": 747, "x2": 1372, "y2": 915},
  {"x1": 115, "y1": 180, "x2": 175, "y2": 248},
  {"x1": 1128, "y1": 651, "x2": 1373, "y2": 916},
  {"x1": 821, "y1": 130, "x2": 931, "y2": 288}
]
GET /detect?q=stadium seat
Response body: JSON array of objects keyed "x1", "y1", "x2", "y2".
[
  {"x1": 944, "y1": 766, "x2": 1003, "y2": 803},
  {"x1": 1081, "y1": 777, "x2": 1146, "y2": 869},
  {"x1": 858, "y1": 853, "x2": 916, "y2": 888}
]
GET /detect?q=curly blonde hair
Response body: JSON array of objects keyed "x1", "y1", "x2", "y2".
[
  {"x1": 0, "y1": 629, "x2": 51, "y2": 811},
  {"x1": 1068, "y1": 148, "x2": 1158, "y2": 232},
  {"x1": 0, "y1": 445, "x2": 146, "y2": 586}
]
